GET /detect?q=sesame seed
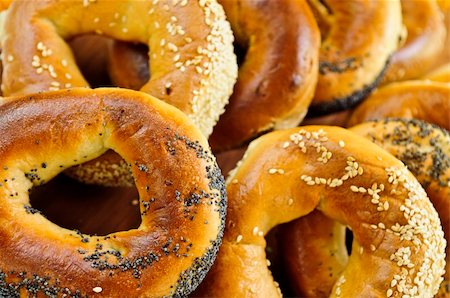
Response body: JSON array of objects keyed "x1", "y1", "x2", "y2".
[
  {"x1": 236, "y1": 235, "x2": 243, "y2": 243},
  {"x1": 282, "y1": 142, "x2": 290, "y2": 148},
  {"x1": 387, "y1": 289, "x2": 393, "y2": 297},
  {"x1": 339, "y1": 140, "x2": 345, "y2": 147},
  {"x1": 288, "y1": 198, "x2": 293, "y2": 206},
  {"x1": 350, "y1": 185, "x2": 359, "y2": 192},
  {"x1": 370, "y1": 244, "x2": 376, "y2": 251},
  {"x1": 252, "y1": 226, "x2": 259, "y2": 236},
  {"x1": 93, "y1": 287, "x2": 102, "y2": 293}
]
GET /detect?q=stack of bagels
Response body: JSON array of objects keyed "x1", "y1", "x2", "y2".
[{"x1": 0, "y1": 0, "x2": 448, "y2": 297}]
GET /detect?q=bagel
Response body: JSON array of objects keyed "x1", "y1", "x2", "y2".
[
  {"x1": 382, "y1": 0, "x2": 446, "y2": 84},
  {"x1": 308, "y1": 0, "x2": 402, "y2": 114},
  {"x1": 1, "y1": 0, "x2": 237, "y2": 137},
  {"x1": 281, "y1": 119, "x2": 450, "y2": 297},
  {"x1": 0, "y1": 88, "x2": 226, "y2": 297},
  {"x1": 347, "y1": 81, "x2": 450, "y2": 130},
  {"x1": 423, "y1": 63, "x2": 450, "y2": 83},
  {"x1": 194, "y1": 126, "x2": 446, "y2": 297},
  {"x1": 208, "y1": 0, "x2": 320, "y2": 150},
  {"x1": 107, "y1": 0, "x2": 321, "y2": 151}
]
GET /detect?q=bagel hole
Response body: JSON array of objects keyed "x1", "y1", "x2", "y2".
[
  {"x1": 111, "y1": 41, "x2": 150, "y2": 91},
  {"x1": 234, "y1": 40, "x2": 248, "y2": 68},
  {"x1": 265, "y1": 226, "x2": 298, "y2": 297},
  {"x1": 306, "y1": 0, "x2": 332, "y2": 39},
  {"x1": 265, "y1": 224, "x2": 353, "y2": 296},
  {"x1": 68, "y1": 35, "x2": 114, "y2": 88},
  {"x1": 29, "y1": 174, "x2": 141, "y2": 236},
  {"x1": 346, "y1": 227, "x2": 353, "y2": 254}
]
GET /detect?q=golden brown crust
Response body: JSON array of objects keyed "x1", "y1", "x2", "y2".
[
  {"x1": 347, "y1": 81, "x2": 450, "y2": 129},
  {"x1": 1, "y1": 0, "x2": 237, "y2": 137},
  {"x1": 195, "y1": 126, "x2": 446, "y2": 297},
  {"x1": 382, "y1": 0, "x2": 446, "y2": 84},
  {"x1": 309, "y1": 0, "x2": 402, "y2": 114},
  {"x1": 351, "y1": 119, "x2": 450, "y2": 298},
  {"x1": 207, "y1": 0, "x2": 320, "y2": 151},
  {"x1": 107, "y1": 0, "x2": 321, "y2": 151},
  {"x1": 281, "y1": 119, "x2": 450, "y2": 298},
  {"x1": 0, "y1": 88, "x2": 227, "y2": 297},
  {"x1": 423, "y1": 63, "x2": 450, "y2": 83}
]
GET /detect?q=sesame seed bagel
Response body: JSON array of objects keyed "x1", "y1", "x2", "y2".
[
  {"x1": 0, "y1": 88, "x2": 226, "y2": 297},
  {"x1": 281, "y1": 119, "x2": 450, "y2": 297},
  {"x1": 1, "y1": 0, "x2": 237, "y2": 186},
  {"x1": 1, "y1": 0, "x2": 237, "y2": 137},
  {"x1": 107, "y1": 0, "x2": 321, "y2": 151},
  {"x1": 308, "y1": 0, "x2": 402, "y2": 115},
  {"x1": 347, "y1": 81, "x2": 450, "y2": 129},
  {"x1": 194, "y1": 126, "x2": 446, "y2": 297},
  {"x1": 381, "y1": 0, "x2": 446, "y2": 84}
]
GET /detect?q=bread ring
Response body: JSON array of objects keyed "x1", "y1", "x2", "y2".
[
  {"x1": 281, "y1": 119, "x2": 450, "y2": 298},
  {"x1": 423, "y1": 63, "x2": 450, "y2": 83},
  {"x1": 347, "y1": 81, "x2": 450, "y2": 130},
  {"x1": 308, "y1": 0, "x2": 402, "y2": 114},
  {"x1": 1, "y1": 0, "x2": 237, "y2": 137},
  {"x1": 194, "y1": 126, "x2": 446, "y2": 297},
  {"x1": 107, "y1": 0, "x2": 321, "y2": 151},
  {"x1": 382, "y1": 0, "x2": 446, "y2": 84},
  {"x1": 0, "y1": 88, "x2": 226, "y2": 297},
  {"x1": 208, "y1": 0, "x2": 320, "y2": 150}
]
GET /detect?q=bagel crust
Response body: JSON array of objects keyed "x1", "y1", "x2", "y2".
[
  {"x1": 0, "y1": 88, "x2": 227, "y2": 297},
  {"x1": 1, "y1": 0, "x2": 238, "y2": 137},
  {"x1": 351, "y1": 118, "x2": 450, "y2": 298},
  {"x1": 195, "y1": 126, "x2": 446, "y2": 297},
  {"x1": 281, "y1": 119, "x2": 450, "y2": 297},
  {"x1": 208, "y1": 0, "x2": 320, "y2": 151},
  {"x1": 382, "y1": 0, "x2": 446, "y2": 83},
  {"x1": 347, "y1": 81, "x2": 450, "y2": 130},
  {"x1": 308, "y1": 0, "x2": 402, "y2": 114}
]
